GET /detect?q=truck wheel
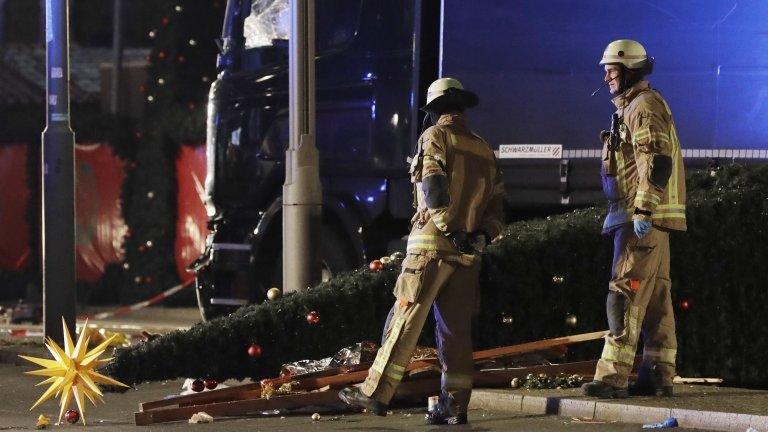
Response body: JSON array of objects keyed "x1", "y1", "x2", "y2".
[
  {"x1": 258, "y1": 224, "x2": 358, "y2": 298},
  {"x1": 195, "y1": 266, "x2": 253, "y2": 321},
  {"x1": 197, "y1": 225, "x2": 358, "y2": 321}
]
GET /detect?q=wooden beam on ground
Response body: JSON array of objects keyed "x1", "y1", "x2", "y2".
[
  {"x1": 140, "y1": 363, "x2": 371, "y2": 411},
  {"x1": 471, "y1": 331, "x2": 607, "y2": 361},
  {"x1": 135, "y1": 390, "x2": 342, "y2": 426},
  {"x1": 136, "y1": 330, "x2": 607, "y2": 421}
]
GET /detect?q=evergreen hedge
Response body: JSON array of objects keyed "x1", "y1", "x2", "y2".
[{"x1": 105, "y1": 164, "x2": 768, "y2": 388}]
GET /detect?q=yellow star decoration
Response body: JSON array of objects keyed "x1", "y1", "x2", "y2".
[{"x1": 19, "y1": 318, "x2": 129, "y2": 425}]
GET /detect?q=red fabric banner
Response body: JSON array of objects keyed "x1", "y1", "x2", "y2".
[
  {"x1": 0, "y1": 143, "x2": 208, "y2": 286},
  {"x1": 74, "y1": 143, "x2": 128, "y2": 282},
  {"x1": 0, "y1": 144, "x2": 30, "y2": 271},
  {"x1": 174, "y1": 145, "x2": 208, "y2": 283}
]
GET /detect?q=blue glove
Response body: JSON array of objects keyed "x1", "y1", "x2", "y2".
[{"x1": 633, "y1": 219, "x2": 652, "y2": 238}]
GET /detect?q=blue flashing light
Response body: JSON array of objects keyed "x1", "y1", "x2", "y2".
[{"x1": 366, "y1": 196, "x2": 374, "y2": 203}]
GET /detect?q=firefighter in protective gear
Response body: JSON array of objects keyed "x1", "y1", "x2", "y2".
[
  {"x1": 338, "y1": 78, "x2": 505, "y2": 425},
  {"x1": 582, "y1": 40, "x2": 687, "y2": 399}
]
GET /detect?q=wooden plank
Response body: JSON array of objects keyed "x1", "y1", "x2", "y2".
[
  {"x1": 135, "y1": 390, "x2": 342, "y2": 425},
  {"x1": 140, "y1": 383, "x2": 261, "y2": 411},
  {"x1": 673, "y1": 377, "x2": 723, "y2": 385},
  {"x1": 471, "y1": 331, "x2": 607, "y2": 361},
  {"x1": 138, "y1": 331, "x2": 604, "y2": 414},
  {"x1": 140, "y1": 363, "x2": 371, "y2": 411}
]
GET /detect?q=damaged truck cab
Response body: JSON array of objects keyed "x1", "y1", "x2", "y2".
[{"x1": 195, "y1": 0, "x2": 439, "y2": 319}]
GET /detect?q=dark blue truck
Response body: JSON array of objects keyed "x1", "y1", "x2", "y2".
[{"x1": 195, "y1": 0, "x2": 768, "y2": 319}]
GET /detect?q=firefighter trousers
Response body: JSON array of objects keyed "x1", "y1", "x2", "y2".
[
  {"x1": 595, "y1": 225, "x2": 677, "y2": 388},
  {"x1": 361, "y1": 252, "x2": 479, "y2": 413}
]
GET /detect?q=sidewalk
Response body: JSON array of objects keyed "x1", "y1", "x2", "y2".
[{"x1": 470, "y1": 385, "x2": 768, "y2": 432}]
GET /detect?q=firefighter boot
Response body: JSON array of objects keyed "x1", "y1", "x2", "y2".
[
  {"x1": 629, "y1": 365, "x2": 673, "y2": 397},
  {"x1": 581, "y1": 380, "x2": 628, "y2": 399},
  {"x1": 338, "y1": 387, "x2": 388, "y2": 416},
  {"x1": 424, "y1": 394, "x2": 468, "y2": 425}
]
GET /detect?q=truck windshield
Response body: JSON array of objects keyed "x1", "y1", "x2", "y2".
[
  {"x1": 244, "y1": 0, "x2": 290, "y2": 49},
  {"x1": 242, "y1": 0, "x2": 361, "y2": 52}
]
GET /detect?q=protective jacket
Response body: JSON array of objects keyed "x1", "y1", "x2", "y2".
[
  {"x1": 601, "y1": 81, "x2": 686, "y2": 233},
  {"x1": 407, "y1": 113, "x2": 505, "y2": 256}
]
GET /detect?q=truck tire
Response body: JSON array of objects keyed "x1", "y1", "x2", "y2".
[
  {"x1": 197, "y1": 224, "x2": 359, "y2": 321},
  {"x1": 258, "y1": 224, "x2": 359, "y2": 293}
]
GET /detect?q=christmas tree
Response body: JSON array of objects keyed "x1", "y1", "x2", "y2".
[
  {"x1": 119, "y1": 1, "x2": 224, "y2": 302},
  {"x1": 106, "y1": 164, "x2": 768, "y2": 389}
]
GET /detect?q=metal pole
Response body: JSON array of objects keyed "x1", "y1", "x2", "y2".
[
  {"x1": 110, "y1": 0, "x2": 123, "y2": 115},
  {"x1": 42, "y1": 0, "x2": 76, "y2": 343},
  {"x1": 283, "y1": 0, "x2": 321, "y2": 293}
]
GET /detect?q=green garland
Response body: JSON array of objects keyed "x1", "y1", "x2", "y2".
[{"x1": 105, "y1": 164, "x2": 768, "y2": 388}]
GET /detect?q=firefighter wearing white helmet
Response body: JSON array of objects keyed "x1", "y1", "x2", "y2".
[
  {"x1": 582, "y1": 40, "x2": 687, "y2": 399},
  {"x1": 339, "y1": 77, "x2": 504, "y2": 426}
]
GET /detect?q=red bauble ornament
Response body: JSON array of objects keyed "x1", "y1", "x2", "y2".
[
  {"x1": 306, "y1": 311, "x2": 320, "y2": 325},
  {"x1": 369, "y1": 260, "x2": 383, "y2": 272},
  {"x1": 679, "y1": 299, "x2": 690, "y2": 311},
  {"x1": 191, "y1": 379, "x2": 205, "y2": 392},
  {"x1": 158, "y1": 51, "x2": 166, "y2": 60},
  {"x1": 144, "y1": 276, "x2": 153, "y2": 284},
  {"x1": 177, "y1": 55, "x2": 187, "y2": 63},
  {"x1": 247, "y1": 344, "x2": 262, "y2": 358},
  {"x1": 138, "y1": 245, "x2": 146, "y2": 253},
  {"x1": 203, "y1": 377, "x2": 218, "y2": 390},
  {"x1": 65, "y1": 409, "x2": 80, "y2": 424},
  {"x1": 161, "y1": 17, "x2": 170, "y2": 26}
]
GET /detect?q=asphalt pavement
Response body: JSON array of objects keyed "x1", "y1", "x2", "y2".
[{"x1": 0, "y1": 362, "x2": 712, "y2": 431}]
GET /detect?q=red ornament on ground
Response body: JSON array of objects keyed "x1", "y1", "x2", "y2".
[
  {"x1": 247, "y1": 344, "x2": 262, "y2": 358},
  {"x1": 306, "y1": 311, "x2": 320, "y2": 325},
  {"x1": 203, "y1": 378, "x2": 218, "y2": 390},
  {"x1": 679, "y1": 299, "x2": 690, "y2": 311},
  {"x1": 191, "y1": 379, "x2": 205, "y2": 392},
  {"x1": 65, "y1": 409, "x2": 79, "y2": 424},
  {"x1": 369, "y1": 260, "x2": 383, "y2": 272}
]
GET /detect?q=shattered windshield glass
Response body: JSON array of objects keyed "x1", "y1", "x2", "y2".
[{"x1": 244, "y1": 0, "x2": 290, "y2": 49}]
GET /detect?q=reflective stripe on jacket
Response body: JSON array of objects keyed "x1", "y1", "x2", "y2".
[{"x1": 601, "y1": 81, "x2": 687, "y2": 233}]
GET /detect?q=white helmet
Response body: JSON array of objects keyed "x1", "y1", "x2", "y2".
[
  {"x1": 422, "y1": 77, "x2": 478, "y2": 112},
  {"x1": 599, "y1": 39, "x2": 648, "y2": 69}
]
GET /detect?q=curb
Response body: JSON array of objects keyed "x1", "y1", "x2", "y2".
[{"x1": 469, "y1": 389, "x2": 768, "y2": 432}]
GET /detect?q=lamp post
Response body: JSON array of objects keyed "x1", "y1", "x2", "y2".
[
  {"x1": 283, "y1": 0, "x2": 321, "y2": 293},
  {"x1": 41, "y1": 0, "x2": 76, "y2": 342}
]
